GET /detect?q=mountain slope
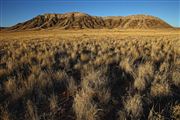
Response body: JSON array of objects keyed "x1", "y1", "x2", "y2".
[
  {"x1": 103, "y1": 15, "x2": 172, "y2": 29},
  {"x1": 7, "y1": 12, "x2": 173, "y2": 30}
]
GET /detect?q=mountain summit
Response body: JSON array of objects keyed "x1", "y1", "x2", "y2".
[{"x1": 7, "y1": 12, "x2": 173, "y2": 30}]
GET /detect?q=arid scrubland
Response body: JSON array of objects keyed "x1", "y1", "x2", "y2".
[{"x1": 0, "y1": 29, "x2": 180, "y2": 120}]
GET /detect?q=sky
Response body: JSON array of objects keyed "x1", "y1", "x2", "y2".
[{"x1": 0, "y1": 0, "x2": 180, "y2": 27}]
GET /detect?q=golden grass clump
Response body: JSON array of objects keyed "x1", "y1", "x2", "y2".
[
  {"x1": 148, "y1": 107, "x2": 165, "y2": 120},
  {"x1": 172, "y1": 104, "x2": 180, "y2": 119},
  {"x1": 80, "y1": 53, "x2": 91, "y2": 62},
  {"x1": 82, "y1": 68, "x2": 111, "y2": 104},
  {"x1": 73, "y1": 90, "x2": 99, "y2": 120},
  {"x1": 67, "y1": 78, "x2": 78, "y2": 96},
  {"x1": 119, "y1": 58, "x2": 133, "y2": 74},
  {"x1": 0, "y1": 69, "x2": 6, "y2": 77},
  {"x1": 172, "y1": 71, "x2": 180, "y2": 86},
  {"x1": 49, "y1": 94, "x2": 58, "y2": 111},
  {"x1": 138, "y1": 62, "x2": 154, "y2": 80},
  {"x1": 73, "y1": 67, "x2": 111, "y2": 119},
  {"x1": 124, "y1": 94, "x2": 143, "y2": 118},
  {"x1": 134, "y1": 62, "x2": 154, "y2": 91},
  {"x1": 25, "y1": 100, "x2": 39, "y2": 120},
  {"x1": 0, "y1": 107, "x2": 10, "y2": 120},
  {"x1": 3, "y1": 78, "x2": 17, "y2": 95},
  {"x1": 150, "y1": 82, "x2": 171, "y2": 97},
  {"x1": 134, "y1": 77, "x2": 146, "y2": 91}
]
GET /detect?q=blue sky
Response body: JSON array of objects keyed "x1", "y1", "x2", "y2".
[{"x1": 0, "y1": 0, "x2": 180, "y2": 27}]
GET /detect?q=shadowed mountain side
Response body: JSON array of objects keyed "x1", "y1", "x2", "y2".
[
  {"x1": 6, "y1": 12, "x2": 173, "y2": 30},
  {"x1": 0, "y1": 27, "x2": 7, "y2": 30}
]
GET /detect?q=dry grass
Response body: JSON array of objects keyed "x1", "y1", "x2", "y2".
[
  {"x1": 73, "y1": 89, "x2": 99, "y2": 120},
  {"x1": 148, "y1": 106, "x2": 165, "y2": 120},
  {"x1": 150, "y1": 82, "x2": 171, "y2": 97},
  {"x1": 0, "y1": 107, "x2": 10, "y2": 120},
  {"x1": 0, "y1": 29, "x2": 179, "y2": 120},
  {"x1": 134, "y1": 62, "x2": 154, "y2": 91},
  {"x1": 172, "y1": 71, "x2": 180, "y2": 86},
  {"x1": 124, "y1": 94, "x2": 143, "y2": 118},
  {"x1": 172, "y1": 104, "x2": 180, "y2": 119},
  {"x1": 25, "y1": 100, "x2": 39, "y2": 120}
]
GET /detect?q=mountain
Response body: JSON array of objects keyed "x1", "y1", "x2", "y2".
[
  {"x1": 6, "y1": 12, "x2": 173, "y2": 30},
  {"x1": 0, "y1": 27, "x2": 7, "y2": 30}
]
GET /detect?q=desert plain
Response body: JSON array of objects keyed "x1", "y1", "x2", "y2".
[{"x1": 0, "y1": 28, "x2": 180, "y2": 120}]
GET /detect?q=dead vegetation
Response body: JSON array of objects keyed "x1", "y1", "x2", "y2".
[{"x1": 0, "y1": 30, "x2": 179, "y2": 120}]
